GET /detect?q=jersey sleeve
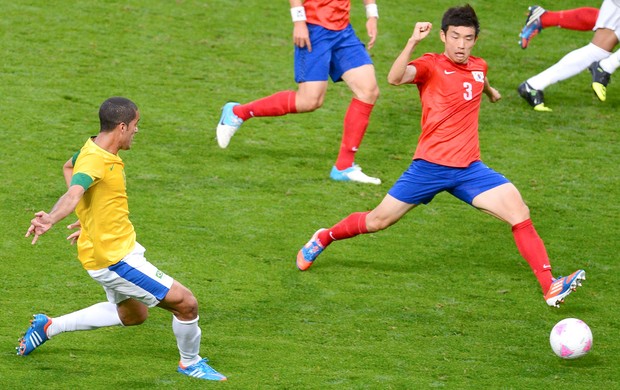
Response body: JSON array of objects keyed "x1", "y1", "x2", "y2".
[
  {"x1": 72, "y1": 152, "x2": 105, "y2": 190},
  {"x1": 410, "y1": 53, "x2": 436, "y2": 85}
]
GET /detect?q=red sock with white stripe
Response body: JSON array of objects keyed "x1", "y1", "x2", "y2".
[
  {"x1": 512, "y1": 219, "x2": 553, "y2": 292},
  {"x1": 318, "y1": 211, "x2": 369, "y2": 247},
  {"x1": 232, "y1": 91, "x2": 297, "y2": 121},
  {"x1": 335, "y1": 99, "x2": 374, "y2": 170}
]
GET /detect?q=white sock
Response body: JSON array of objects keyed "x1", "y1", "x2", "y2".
[
  {"x1": 46, "y1": 302, "x2": 122, "y2": 338},
  {"x1": 173, "y1": 315, "x2": 202, "y2": 367},
  {"x1": 599, "y1": 49, "x2": 620, "y2": 74},
  {"x1": 528, "y1": 43, "x2": 611, "y2": 90}
]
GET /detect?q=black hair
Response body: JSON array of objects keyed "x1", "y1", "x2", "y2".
[
  {"x1": 99, "y1": 97, "x2": 138, "y2": 132},
  {"x1": 441, "y1": 4, "x2": 480, "y2": 37}
]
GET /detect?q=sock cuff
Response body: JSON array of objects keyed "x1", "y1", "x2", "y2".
[
  {"x1": 358, "y1": 211, "x2": 370, "y2": 234},
  {"x1": 350, "y1": 98, "x2": 374, "y2": 113},
  {"x1": 173, "y1": 315, "x2": 199, "y2": 325},
  {"x1": 586, "y1": 42, "x2": 612, "y2": 57},
  {"x1": 512, "y1": 218, "x2": 533, "y2": 232},
  {"x1": 287, "y1": 90, "x2": 298, "y2": 114}
]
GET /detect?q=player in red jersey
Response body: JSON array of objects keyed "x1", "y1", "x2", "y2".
[
  {"x1": 296, "y1": 5, "x2": 586, "y2": 308},
  {"x1": 217, "y1": 0, "x2": 381, "y2": 185}
]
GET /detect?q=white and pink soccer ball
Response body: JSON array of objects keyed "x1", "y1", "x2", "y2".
[{"x1": 549, "y1": 318, "x2": 593, "y2": 359}]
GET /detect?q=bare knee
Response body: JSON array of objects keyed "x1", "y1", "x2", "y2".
[
  {"x1": 161, "y1": 284, "x2": 199, "y2": 321},
  {"x1": 295, "y1": 95, "x2": 324, "y2": 112},
  {"x1": 514, "y1": 204, "x2": 531, "y2": 224},
  {"x1": 176, "y1": 293, "x2": 198, "y2": 321},
  {"x1": 118, "y1": 306, "x2": 149, "y2": 326},
  {"x1": 356, "y1": 85, "x2": 380, "y2": 105},
  {"x1": 365, "y1": 213, "x2": 394, "y2": 232}
]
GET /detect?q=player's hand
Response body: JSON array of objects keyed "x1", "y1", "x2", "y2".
[
  {"x1": 66, "y1": 220, "x2": 81, "y2": 245},
  {"x1": 411, "y1": 22, "x2": 432, "y2": 44},
  {"x1": 486, "y1": 86, "x2": 502, "y2": 103},
  {"x1": 366, "y1": 17, "x2": 377, "y2": 50},
  {"x1": 25, "y1": 211, "x2": 53, "y2": 245},
  {"x1": 293, "y1": 21, "x2": 312, "y2": 52}
]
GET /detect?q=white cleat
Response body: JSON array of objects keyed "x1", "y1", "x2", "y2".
[
  {"x1": 330, "y1": 164, "x2": 381, "y2": 185},
  {"x1": 216, "y1": 102, "x2": 243, "y2": 148}
]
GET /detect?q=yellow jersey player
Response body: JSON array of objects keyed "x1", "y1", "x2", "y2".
[{"x1": 19, "y1": 97, "x2": 227, "y2": 382}]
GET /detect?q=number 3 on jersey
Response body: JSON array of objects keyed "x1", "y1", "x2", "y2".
[{"x1": 463, "y1": 82, "x2": 473, "y2": 101}]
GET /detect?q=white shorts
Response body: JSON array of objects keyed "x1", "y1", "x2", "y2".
[
  {"x1": 594, "y1": 0, "x2": 620, "y2": 40},
  {"x1": 87, "y1": 243, "x2": 174, "y2": 308}
]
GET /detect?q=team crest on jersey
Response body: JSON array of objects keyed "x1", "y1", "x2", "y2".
[{"x1": 471, "y1": 71, "x2": 484, "y2": 82}]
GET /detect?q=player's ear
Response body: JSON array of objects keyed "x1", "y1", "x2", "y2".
[{"x1": 439, "y1": 29, "x2": 446, "y2": 43}]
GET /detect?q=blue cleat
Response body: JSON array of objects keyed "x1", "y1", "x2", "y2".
[
  {"x1": 519, "y1": 5, "x2": 546, "y2": 49},
  {"x1": 544, "y1": 270, "x2": 586, "y2": 308},
  {"x1": 330, "y1": 164, "x2": 381, "y2": 185},
  {"x1": 177, "y1": 358, "x2": 227, "y2": 381},
  {"x1": 297, "y1": 228, "x2": 327, "y2": 271},
  {"x1": 17, "y1": 314, "x2": 51, "y2": 356},
  {"x1": 216, "y1": 102, "x2": 243, "y2": 148}
]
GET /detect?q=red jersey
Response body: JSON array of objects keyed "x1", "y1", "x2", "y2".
[
  {"x1": 410, "y1": 53, "x2": 488, "y2": 167},
  {"x1": 304, "y1": 0, "x2": 350, "y2": 31}
]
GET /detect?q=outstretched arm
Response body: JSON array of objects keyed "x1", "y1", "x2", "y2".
[
  {"x1": 387, "y1": 22, "x2": 432, "y2": 85},
  {"x1": 26, "y1": 184, "x2": 85, "y2": 244}
]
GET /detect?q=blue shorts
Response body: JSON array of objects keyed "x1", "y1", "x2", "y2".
[
  {"x1": 294, "y1": 23, "x2": 373, "y2": 83},
  {"x1": 388, "y1": 160, "x2": 511, "y2": 205}
]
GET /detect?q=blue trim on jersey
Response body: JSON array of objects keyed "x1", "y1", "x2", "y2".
[
  {"x1": 294, "y1": 23, "x2": 372, "y2": 83},
  {"x1": 108, "y1": 260, "x2": 169, "y2": 300},
  {"x1": 388, "y1": 159, "x2": 511, "y2": 205}
]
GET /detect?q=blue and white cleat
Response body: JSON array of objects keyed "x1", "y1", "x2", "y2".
[
  {"x1": 17, "y1": 314, "x2": 51, "y2": 356},
  {"x1": 544, "y1": 270, "x2": 586, "y2": 308},
  {"x1": 297, "y1": 228, "x2": 327, "y2": 271},
  {"x1": 519, "y1": 5, "x2": 546, "y2": 49},
  {"x1": 177, "y1": 358, "x2": 227, "y2": 381},
  {"x1": 216, "y1": 102, "x2": 243, "y2": 148},
  {"x1": 330, "y1": 164, "x2": 381, "y2": 185}
]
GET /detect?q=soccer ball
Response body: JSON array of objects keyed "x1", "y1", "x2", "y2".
[{"x1": 549, "y1": 318, "x2": 593, "y2": 359}]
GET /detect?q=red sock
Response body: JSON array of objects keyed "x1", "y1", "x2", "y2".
[
  {"x1": 318, "y1": 211, "x2": 369, "y2": 247},
  {"x1": 541, "y1": 8, "x2": 598, "y2": 31},
  {"x1": 335, "y1": 99, "x2": 374, "y2": 170},
  {"x1": 232, "y1": 91, "x2": 297, "y2": 121},
  {"x1": 512, "y1": 219, "x2": 553, "y2": 293}
]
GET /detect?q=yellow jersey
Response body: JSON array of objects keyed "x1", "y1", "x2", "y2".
[{"x1": 71, "y1": 138, "x2": 136, "y2": 270}]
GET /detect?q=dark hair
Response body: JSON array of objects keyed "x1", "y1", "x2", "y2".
[
  {"x1": 441, "y1": 4, "x2": 480, "y2": 36},
  {"x1": 99, "y1": 97, "x2": 138, "y2": 132}
]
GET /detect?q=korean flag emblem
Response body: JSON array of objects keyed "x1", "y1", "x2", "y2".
[{"x1": 471, "y1": 71, "x2": 484, "y2": 82}]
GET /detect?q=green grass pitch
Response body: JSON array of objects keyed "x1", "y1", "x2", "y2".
[{"x1": 0, "y1": 0, "x2": 618, "y2": 388}]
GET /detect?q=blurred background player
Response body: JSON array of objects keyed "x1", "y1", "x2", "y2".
[
  {"x1": 18, "y1": 97, "x2": 227, "y2": 382},
  {"x1": 519, "y1": 4, "x2": 618, "y2": 101},
  {"x1": 297, "y1": 5, "x2": 586, "y2": 308},
  {"x1": 518, "y1": 0, "x2": 620, "y2": 111},
  {"x1": 519, "y1": 5, "x2": 599, "y2": 49},
  {"x1": 216, "y1": 0, "x2": 382, "y2": 185}
]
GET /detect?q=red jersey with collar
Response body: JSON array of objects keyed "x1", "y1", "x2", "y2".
[
  {"x1": 409, "y1": 53, "x2": 488, "y2": 167},
  {"x1": 304, "y1": 0, "x2": 350, "y2": 31}
]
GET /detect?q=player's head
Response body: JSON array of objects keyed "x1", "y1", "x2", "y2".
[
  {"x1": 440, "y1": 4, "x2": 479, "y2": 64},
  {"x1": 441, "y1": 4, "x2": 479, "y2": 37},
  {"x1": 99, "y1": 97, "x2": 139, "y2": 132}
]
